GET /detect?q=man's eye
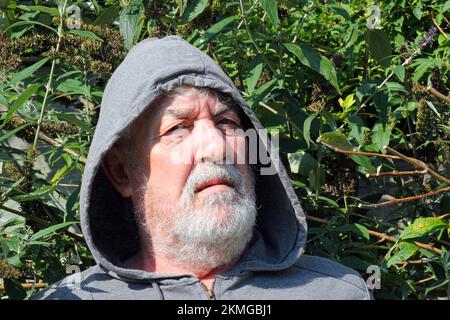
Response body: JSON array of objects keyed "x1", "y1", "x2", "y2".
[
  {"x1": 217, "y1": 118, "x2": 240, "y2": 128},
  {"x1": 166, "y1": 124, "x2": 189, "y2": 134}
]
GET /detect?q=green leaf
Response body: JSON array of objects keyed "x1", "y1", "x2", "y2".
[
  {"x1": 384, "y1": 81, "x2": 407, "y2": 93},
  {"x1": 245, "y1": 58, "x2": 264, "y2": 94},
  {"x1": 260, "y1": 0, "x2": 280, "y2": 30},
  {"x1": 179, "y1": 0, "x2": 209, "y2": 24},
  {"x1": 247, "y1": 78, "x2": 277, "y2": 108},
  {"x1": 393, "y1": 65, "x2": 405, "y2": 82},
  {"x1": 439, "y1": 125, "x2": 450, "y2": 135},
  {"x1": 424, "y1": 279, "x2": 449, "y2": 296},
  {"x1": 12, "y1": 184, "x2": 57, "y2": 202},
  {"x1": 2, "y1": 84, "x2": 40, "y2": 126},
  {"x1": 308, "y1": 167, "x2": 325, "y2": 192},
  {"x1": 317, "y1": 131, "x2": 354, "y2": 151},
  {"x1": 355, "y1": 82, "x2": 377, "y2": 106},
  {"x1": 0, "y1": 123, "x2": 30, "y2": 144},
  {"x1": 321, "y1": 111, "x2": 337, "y2": 131},
  {"x1": 317, "y1": 195, "x2": 339, "y2": 208},
  {"x1": 65, "y1": 187, "x2": 80, "y2": 223},
  {"x1": 348, "y1": 115, "x2": 367, "y2": 146},
  {"x1": 334, "y1": 223, "x2": 370, "y2": 240},
  {"x1": 16, "y1": 5, "x2": 59, "y2": 16},
  {"x1": 329, "y1": 4, "x2": 352, "y2": 21},
  {"x1": 399, "y1": 217, "x2": 448, "y2": 240},
  {"x1": 303, "y1": 113, "x2": 317, "y2": 149},
  {"x1": 349, "y1": 154, "x2": 374, "y2": 172},
  {"x1": 6, "y1": 254, "x2": 23, "y2": 268},
  {"x1": 444, "y1": 1, "x2": 450, "y2": 13},
  {"x1": 56, "y1": 79, "x2": 91, "y2": 97},
  {"x1": 287, "y1": 150, "x2": 317, "y2": 176},
  {"x1": 9, "y1": 57, "x2": 50, "y2": 86},
  {"x1": 413, "y1": 7, "x2": 422, "y2": 20},
  {"x1": 4, "y1": 20, "x2": 57, "y2": 35},
  {"x1": 54, "y1": 113, "x2": 91, "y2": 133},
  {"x1": 341, "y1": 257, "x2": 373, "y2": 271},
  {"x1": 412, "y1": 59, "x2": 433, "y2": 82},
  {"x1": 68, "y1": 29, "x2": 104, "y2": 42},
  {"x1": 285, "y1": 43, "x2": 340, "y2": 94},
  {"x1": 365, "y1": 29, "x2": 392, "y2": 68},
  {"x1": 195, "y1": 15, "x2": 237, "y2": 47},
  {"x1": 30, "y1": 221, "x2": 76, "y2": 241},
  {"x1": 94, "y1": 6, "x2": 120, "y2": 25},
  {"x1": 386, "y1": 242, "x2": 419, "y2": 267},
  {"x1": 371, "y1": 122, "x2": 392, "y2": 151},
  {"x1": 119, "y1": 1, "x2": 144, "y2": 50}
]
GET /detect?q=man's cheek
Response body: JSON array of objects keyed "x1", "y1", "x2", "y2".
[{"x1": 167, "y1": 140, "x2": 195, "y2": 165}]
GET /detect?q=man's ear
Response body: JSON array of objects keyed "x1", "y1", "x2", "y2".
[{"x1": 101, "y1": 145, "x2": 133, "y2": 198}]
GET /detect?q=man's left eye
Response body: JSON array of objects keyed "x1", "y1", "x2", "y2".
[{"x1": 217, "y1": 118, "x2": 240, "y2": 128}]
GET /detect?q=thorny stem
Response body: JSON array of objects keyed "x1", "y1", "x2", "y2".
[{"x1": 32, "y1": 0, "x2": 67, "y2": 150}]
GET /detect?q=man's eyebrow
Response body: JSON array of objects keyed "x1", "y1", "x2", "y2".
[{"x1": 164, "y1": 103, "x2": 240, "y2": 119}]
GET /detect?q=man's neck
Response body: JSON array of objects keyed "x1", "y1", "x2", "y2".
[{"x1": 122, "y1": 250, "x2": 225, "y2": 290}]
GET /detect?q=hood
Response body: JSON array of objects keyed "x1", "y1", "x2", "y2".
[{"x1": 79, "y1": 36, "x2": 307, "y2": 281}]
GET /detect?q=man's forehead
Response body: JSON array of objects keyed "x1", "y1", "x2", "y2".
[{"x1": 154, "y1": 90, "x2": 238, "y2": 119}]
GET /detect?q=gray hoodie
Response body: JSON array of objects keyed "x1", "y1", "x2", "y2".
[{"x1": 34, "y1": 36, "x2": 371, "y2": 300}]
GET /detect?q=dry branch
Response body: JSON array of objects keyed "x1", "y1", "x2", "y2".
[{"x1": 305, "y1": 214, "x2": 442, "y2": 255}]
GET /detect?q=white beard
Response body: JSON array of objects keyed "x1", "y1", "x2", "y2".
[{"x1": 134, "y1": 163, "x2": 257, "y2": 275}]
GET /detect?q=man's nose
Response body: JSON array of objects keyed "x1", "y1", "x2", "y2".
[{"x1": 193, "y1": 121, "x2": 227, "y2": 164}]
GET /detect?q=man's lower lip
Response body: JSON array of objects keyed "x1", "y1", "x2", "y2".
[{"x1": 197, "y1": 184, "x2": 232, "y2": 193}]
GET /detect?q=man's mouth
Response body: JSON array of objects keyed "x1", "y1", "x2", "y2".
[{"x1": 195, "y1": 178, "x2": 233, "y2": 193}]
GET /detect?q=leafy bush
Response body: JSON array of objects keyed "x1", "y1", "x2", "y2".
[{"x1": 0, "y1": 0, "x2": 449, "y2": 300}]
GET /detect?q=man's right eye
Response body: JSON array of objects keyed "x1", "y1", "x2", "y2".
[{"x1": 166, "y1": 124, "x2": 189, "y2": 135}]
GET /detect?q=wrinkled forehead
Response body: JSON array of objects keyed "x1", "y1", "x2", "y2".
[{"x1": 137, "y1": 87, "x2": 244, "y2": 131}]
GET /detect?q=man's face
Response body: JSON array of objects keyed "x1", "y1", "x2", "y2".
[{"x1": 126, "y1": 88, "x2": 257, "y2": 273}]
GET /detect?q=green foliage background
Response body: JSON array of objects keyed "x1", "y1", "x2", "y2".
[{"x1": 0, "y1": 0, "x2": 449, "y2": 300}]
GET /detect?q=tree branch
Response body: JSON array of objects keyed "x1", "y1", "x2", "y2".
[
  {"x1": 357, "y1": 186, "x2": 450, "y2": 209},
  {"x1": 305, "y1": 214, "x2": 442, "y2": 255},
  {"x1": 384, "y1": 146, "x2": 450, "y2": 185},
  {"x1": 366, "y1": 169, "x2": 427, "y2": 178},
  {"x1": 0, "y1": 282, "x2": 48, "y2": 291},
  {"x1": 427, "y1": 85, "x2": 450, "y2": 104},
  {"x1": 318, "y1": 140, "x2": 401, "y2": 160}
]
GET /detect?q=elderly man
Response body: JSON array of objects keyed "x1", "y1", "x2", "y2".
[{"x1": 35, "y1": 36, "x2": 370, "y2": 300}]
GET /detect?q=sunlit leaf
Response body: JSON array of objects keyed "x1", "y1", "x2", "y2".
[{"x1": 399, "y1": 217, "x2": 448, "y2": 240}]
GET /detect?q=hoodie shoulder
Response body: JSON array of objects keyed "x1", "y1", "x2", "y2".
[
  {"x1": 32, "y1": 265, "x2": 104, "y2": 300},
  {"x1": 292, "y1": 255, "x2": 371, "y2": 299}
]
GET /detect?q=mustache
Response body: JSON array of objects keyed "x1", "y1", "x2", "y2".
[{"x1": 183, "y1": 163, "x2": 243, "y2": 196}]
